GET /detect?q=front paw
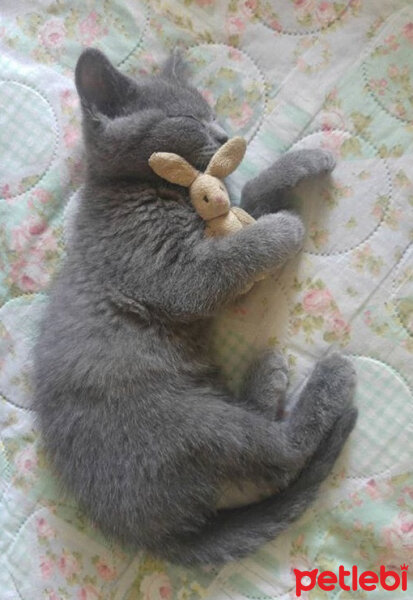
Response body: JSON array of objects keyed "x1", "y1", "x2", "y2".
[
  {"x1": 305, "y1": 148, "x2": 336, "y2": 174},
  {"x1": 256, "y1": 212, "x2": 306, "y2": 271},
  {"x1": 276, "y1": 211, "x2": 306, "y2": 255},
  {"x1": 280, "y1": 148, "x2": 336, "y2": 185}
]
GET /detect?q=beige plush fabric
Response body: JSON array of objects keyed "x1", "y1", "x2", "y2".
[{"x1": 148, "y1": 136, "x2": 250, "y2": 229}]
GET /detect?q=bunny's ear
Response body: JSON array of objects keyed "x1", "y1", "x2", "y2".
[
  {"x1": 148, "y1": 153, "x2": 199, "y2": 187},
  {"x1": 206, "y1": 137, "x2": 247, "y2": 178}
]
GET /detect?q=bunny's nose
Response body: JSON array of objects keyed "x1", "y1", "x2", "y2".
[{"x1": 215, "y1": 195, "x2": 227, "y2": 205}]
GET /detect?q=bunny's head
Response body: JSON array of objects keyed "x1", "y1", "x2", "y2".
[{"x1": 149, "y1": 137, "x2": 246, "y2": 221}]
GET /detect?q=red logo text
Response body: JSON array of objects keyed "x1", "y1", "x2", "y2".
[{"x1": 294, "y1": 564, "x2": 408, "y2": 596}]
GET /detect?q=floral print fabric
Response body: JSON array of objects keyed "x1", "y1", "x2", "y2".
[{"x1": 0, "y1": 0, "x2": 412, "y2": 598}]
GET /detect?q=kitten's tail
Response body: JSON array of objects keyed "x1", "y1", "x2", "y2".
[{"x1": 159, "y1": 407, "x2": 357, "y2": 566}]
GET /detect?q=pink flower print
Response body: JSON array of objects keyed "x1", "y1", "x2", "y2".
[
  {"x1": 140, "y1": 572, "x2": 172, "y2": 600},
  {"x1": 321, "y1": 108, "x2": 347, "y2": 131},
  {"x1": 39, "y1": 18, "x2": 66, "y2": 49},
  {"x1": 393, "y1": 102, "x2": 407, "y2": 119},
  {"x1": 64, "y1": 125, "x2": 80, "y2": 148},
  {"x1": 365, "y1": 478, "x2": 393, "y2": 501},
  {"x1": 10, "y1": 251, "x2": 50, "y2": 292},
  {"x1": 366, "y1": 478, "x2": 379, "y2": 499},
  {"x1": 40, "y1": 556, "x2": 54, "y2": 579},
  {"x1": 350, "y1": 491, "x2": 363, "y2": 506},
  {"x1": 383, "y1": 511, "x2": 413, "y2": 550},
  {"x1": 363, "y1": 309, "x2": 373, "y2": 327},
  {"x1": 268, "y1": 18, "x2": 282, "y2": 31},
  {"x1": 371, "y1": 200, "x2": 385, "y2": 220},
  {"x1": 60, "y1": 89, "x2": 79, "y2": 110},
  {"x1": 42, "y1": 230, "x2": 59, "y2": 253},
  {"x1": 226, "y1": 16, "x2": 246, "y2": 37},
  {"x1": 79, "y1": 11, "x2": 105, "y2": 45},
  {"x1": 294, "y1": 0, "x2": 316, "y2": 11},
  {"x1": 200, "y1": 89, "x2": 215, "y2": 108},
  {"x1": 303, "y1": 288, "x2": 333, "y2": 315},
  {"x1": 11, "y1": 217, "x2": 58, "y2": 255},
  {"x1": 11, "y1": 224, "x2": 31, "y2": 253},
  {"x1": 28, "y1": 218, "x2": 47, "y2": 236},
  {"x1": 403, "y1": 485, "x2": 413, "y2": 500},
  {"x1": 321, "y1": 131, "x2": 343, "y2": 156},
  {"x1": 383, "y1": 35, "x2": 399, "y2": 51},
  {"x1": 230, "y1": 102, "x2": 253, "y2": 129},
  {"x1": 61, "y1": 89, "x2": 71, "y2": 103},
  {"x1": 326, "y1": 312, "x2": 350, "y2": 336},
  {"x1": 37, "y1": 517, "x2": 56, "y2": 540},
  {"x1": 48, "y1": 592, "x2": 63, "y2": 600},
  {"x1": 326, "y1": 87, "x2": 338, "y2": 102},
  {"x1": 228, "y1": 47, "x2": 243, "y2": 61},
  {"x1": 349, "y1": 0, "x2": 361, "y2": 11},
  {"x1": 403, "y1": 22, "x2": 413, "y2": 44},
  {"x1": 369, "y1": 78, "x2": 388, "y2": 95},
  {"x1": 33, "y1": 188, "x2": 53, "y2": 204},
  {"x1": 388, "y1": 64, "x2": 399, "y2": 78},
  {"x1": 316, "y1": 1, "x2": 337, "y2": 26},
  {"x1": 1, "y1": 183, "x2": 13, "y2": 202},
  {"x1": 15, "y1": 446, "x2": 38, "y2": 476},
  {"x1": 58, "y1": 551, "x2": 80, "y2": 578},
  {"x1": 96, "y1": 558, "x2": 117, "y2": 581},
  {"x1": 11, "y1": 217, "x2": 42, "y2": 252},
  {"x1": 244, "y1": 0, "x2": 258, "y2": 12},
  {"x1": 77, "y1": 585, "x2": 101, "y2": 600}
]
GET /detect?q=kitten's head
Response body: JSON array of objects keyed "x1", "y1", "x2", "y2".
[{"x1": 75, "y1": 48, "x2": 228, "y2": 182}]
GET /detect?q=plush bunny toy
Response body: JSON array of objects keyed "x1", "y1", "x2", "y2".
[
  {"x1": 149, "y1": 136, "x2": 265, "y2": 293},
  {"x1": 149, "y1": 136, "x2": 257, "y2": 238}
]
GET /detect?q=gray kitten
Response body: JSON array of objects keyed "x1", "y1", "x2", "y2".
[{"x1": 33, "y1": 49, "x2": 357, "y2": 566}]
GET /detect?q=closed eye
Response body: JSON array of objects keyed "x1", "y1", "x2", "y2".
[
  {"x1": 167, "y1": 114, "x2": 201, "y2": 121},
  {"x1": 175, "y1": 114, "x2": 204, "y2": 124}
]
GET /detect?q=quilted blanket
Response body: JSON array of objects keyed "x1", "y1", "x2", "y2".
[{"x1": 0, "y1": 1, "x2": 412, "y2": 598}]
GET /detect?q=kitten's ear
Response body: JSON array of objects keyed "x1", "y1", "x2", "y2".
[
  {"x1": 206, "y1": 137, "x2": 247, "y2": 178},
  {"x1": 75, "y1": 48, "x2": 138, "y2": 118},
  {"x1": 149, "y1": 153, "x2": 198, "y2": 187},
  {"x1": 160, "y1": 50, "x2": 190, "y2": 85}
]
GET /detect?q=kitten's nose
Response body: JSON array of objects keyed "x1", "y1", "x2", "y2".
[
  {"x1": 216, "y1": 130, "x2": 228, "y2": 144},
  {"x1": 210, "y1": 122, "x2": 229, "y2": 144}
]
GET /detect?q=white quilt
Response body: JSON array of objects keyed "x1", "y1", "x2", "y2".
[{"x1": 0, "y1": 1, "x2": 412, "y2": 598}]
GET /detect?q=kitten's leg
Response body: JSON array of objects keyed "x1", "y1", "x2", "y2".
[
  {"x1": 146, "y1": 357, "x2": 356, "y2": 565},
  {"x1": 282, "y1": 353, "x2": 356, "y2": 463},
  {"x1": 158, "y1": 406, "x2": 357, "y2": 566},
  {"x1": 202, "y1": 353, "x2": 356, "y2": 478},
  {"x1": 238, "y1": 350, "x2": 288, "y2": 419},
  {"x1": 241, "y1": 149, "x2": 336, "y2": 218}
]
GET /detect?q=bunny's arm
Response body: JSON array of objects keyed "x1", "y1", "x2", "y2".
[{"x1": 230, "y1": 206, "x2": 256, "y2": 227}]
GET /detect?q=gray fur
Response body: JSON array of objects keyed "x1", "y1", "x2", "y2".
[
  {"x1": 241, "y1": 149, "x2": 336, "y2": 218},
  {"x1": 33, "y1": 48, "x2": 357, "y2": 566}
]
